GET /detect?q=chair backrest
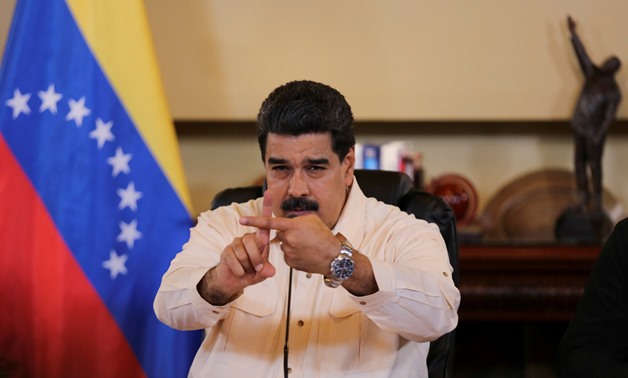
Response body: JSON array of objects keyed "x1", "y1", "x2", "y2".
[{"x1": 211, "y1": 169, "x2": 459, "y2": 378}]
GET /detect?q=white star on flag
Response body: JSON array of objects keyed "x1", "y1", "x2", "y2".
[
  {"x1": 38, "y1": 84, "x2": 62, "y2": 114},
  {"x1": 117, "y1": 182, "x2": 143, "y2": 211},
  {"x1": 102, "y1": 250, "x2": 128, "y2": 279},
  {"x1": 66, "y1": 96, "x2": 91, "y2": 127},
  {"x1": 89, "y1": 118, "x2": 115, "y2": 149},
  {"x1": 5, "y1": 88, "x2": 31, "y2": 119},
  {"x1": 107, "y1": 147, "x2": 132, "y2": 177},
  {"x1": 117, "y1": 219, "x2": 142, "y2": 249}
]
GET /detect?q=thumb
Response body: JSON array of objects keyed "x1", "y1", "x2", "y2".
[
  {"x1": 257, "y1": 260, "x2": 276, "y2": 278},
  {"x1": 252, "y1": 242, "x2": 275, "y2": 278}
]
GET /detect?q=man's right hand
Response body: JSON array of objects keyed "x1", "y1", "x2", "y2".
[{"x1": 198, "y1": 191, "x2": 276, "y2": 305}]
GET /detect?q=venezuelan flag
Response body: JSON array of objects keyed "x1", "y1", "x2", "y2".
[{"x1": 0, "y1": 0, "x2": 201, "y2": 377}]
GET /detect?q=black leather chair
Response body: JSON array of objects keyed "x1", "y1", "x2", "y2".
[{"x1": 211, "y1": 169, "x2": 459, "y2": 378}]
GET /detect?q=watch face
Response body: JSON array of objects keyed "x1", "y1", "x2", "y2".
[{"x1": 332, "y1": 257, "x2": 354, "y2": 280}]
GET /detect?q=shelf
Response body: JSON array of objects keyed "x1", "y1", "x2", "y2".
[{"x1": 174, "y1": 120, "x2": 628, "y2": 137}]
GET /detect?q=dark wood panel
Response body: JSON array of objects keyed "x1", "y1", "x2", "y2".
[{"x1": 458, "y1": 243, "x2": 601, "y2": 321}]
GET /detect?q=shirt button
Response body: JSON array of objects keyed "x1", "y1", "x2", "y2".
[
  {"x1": 297, "y1": 320, "x2": 304, "y2": 327},
  {"x1": 212, "y1": 310, "x2": 220, "y2": 314},
  {"x1": 306, "y1": 273, "x2": 312, "y2": 278},
  {"x1": 442, "y1": 272, "x2": 449, "y2": 277},
  {"x1": 359, "y1": 301, "x2": 367, "y2": 305},
  {"x1": 288, "y1": 368, "x2": 292, "y2": 374}
]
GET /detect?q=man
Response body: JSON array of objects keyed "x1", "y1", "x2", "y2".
[
  {"x1": 154, "y1": 80, "x2": 460, "y2": 377},
  {"x1": 567, "y1": 15, "x2": 622, "y2": 212},
  {"x1": 559, "y1": 217, "x2": 628, "y2": 377}
]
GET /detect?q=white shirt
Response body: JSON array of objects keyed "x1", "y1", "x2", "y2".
[{"x1": 154, "y1": 179, "x2": 460, "y2": 377}]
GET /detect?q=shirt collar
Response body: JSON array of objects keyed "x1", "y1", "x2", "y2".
[{"x1": 331, "y1": 175, "x2": 366, "y2": 249}]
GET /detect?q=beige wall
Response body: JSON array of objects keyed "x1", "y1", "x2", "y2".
[
  {"x1": 145, "y1": 0, "x2": 628, "y2": 121},
  {"x1": 2, "y1": 1, "x2": 627, "y2": 221}
]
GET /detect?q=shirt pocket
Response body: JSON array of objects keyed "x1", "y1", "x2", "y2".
[
  {"x1": 322, "y1": 290, "x2": 397, "y2": 374},
  {"x1": 216, "y1": 281, "x2": 280, "y2": 369}
]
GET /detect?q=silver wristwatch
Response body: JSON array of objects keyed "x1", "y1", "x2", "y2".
[{"x1": 324, "y1": 241, "x2": 355, "y2": 288}]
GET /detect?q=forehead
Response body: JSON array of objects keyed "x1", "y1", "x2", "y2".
[{"x1": 265, "y1": 132, "x2": 335, "y2": 161}]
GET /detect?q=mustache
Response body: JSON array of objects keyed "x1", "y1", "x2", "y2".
[{"x1": 280, "y1": 196, "x2": 319, "y2": 212}]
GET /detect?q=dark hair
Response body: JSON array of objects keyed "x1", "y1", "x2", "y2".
[{"x1": 256, "y1": 80, "x2": 355, "y2": 162}]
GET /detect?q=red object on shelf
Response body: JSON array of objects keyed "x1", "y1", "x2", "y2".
[{"x1": 429, "y1": 173, "x2": 478, "y2": 226}]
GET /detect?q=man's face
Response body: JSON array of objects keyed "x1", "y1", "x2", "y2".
[{"x1": 264, "y1": 132, "x2": 354, "y2": 229}]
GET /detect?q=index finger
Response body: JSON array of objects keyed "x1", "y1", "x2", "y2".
[
  {"x1": 256, "y1": 190, "x2": 273, "y2": 245},
  {"x1": 240, "y1": 215, "x2": 291, "y2": 232},
  {"x1": 240, "y1": 191, "x2": 291, "y2": 233}
]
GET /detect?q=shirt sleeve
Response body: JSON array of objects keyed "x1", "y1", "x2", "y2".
[
  {"x1": 349, "y1": 219, "x2": 460, "y2": 343},
  {"x1": 153, "y1": 202, "x2": 257, "y2": 330}
]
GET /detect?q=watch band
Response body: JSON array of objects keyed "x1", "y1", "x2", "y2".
[
  {"x1": 324, "y1": 236, "x2": 354, "y2": 288},
  {"x1": 323, "y1": 275, "x2": 343, "y2": 288}
]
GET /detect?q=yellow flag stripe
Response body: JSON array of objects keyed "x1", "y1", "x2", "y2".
[{"x1": 65, "y1": 0, "x2": 192, "y2": 214}]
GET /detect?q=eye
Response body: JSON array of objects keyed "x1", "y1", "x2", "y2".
[
  {"x1": 272, "y1": 165, "x2": 289, "y2": 171},
  {"x1": 306, "y1": 166, "x2": 326, "y2": 176},
  {"x1": 270, "y1": 165, "x2": 291, "y2": 178}
]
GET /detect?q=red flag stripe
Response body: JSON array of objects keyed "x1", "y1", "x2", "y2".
[{"x1": 0, "y1": 136, "x2": 144, "y2": 378}]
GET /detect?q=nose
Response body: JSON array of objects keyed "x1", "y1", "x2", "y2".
[{"x1": 288, "y1": 171, "x2": 309, "y2": 197}]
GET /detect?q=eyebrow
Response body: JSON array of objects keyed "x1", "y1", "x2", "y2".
[
  {"x1": 267, "y1": 157, "x2": 330, "y2": 165},
  {"x1": 306, "y1": 158, "x2": 330, "y2": 165},
  {"x1": 268, "y1": 157, "x2": 288, "y2": 165}
]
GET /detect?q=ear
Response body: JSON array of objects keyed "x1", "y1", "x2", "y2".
[{"x1": 343, "y1": 147, "x2": 355, "y2": 187}]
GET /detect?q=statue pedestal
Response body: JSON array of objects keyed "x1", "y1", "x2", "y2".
[{"x1": 555, "y1": 206, "x2": 612, "y2": 242}]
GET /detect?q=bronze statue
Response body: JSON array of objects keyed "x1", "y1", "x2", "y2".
[
  {"x1": 556, "y1": 16, "x2": 621, "y2": 242},
  {"x1": 567, "y1": 15, "x2": 621, "y2": 212}
]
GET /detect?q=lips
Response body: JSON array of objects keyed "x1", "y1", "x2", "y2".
[{"x1": 286, "y1": 210, "x2": 311, "y2": 217}]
